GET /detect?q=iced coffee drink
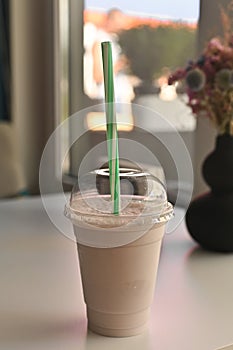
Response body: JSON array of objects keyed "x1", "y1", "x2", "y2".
[{"x1": 65, "y1": 168, "x2": 173, "y2": 337}]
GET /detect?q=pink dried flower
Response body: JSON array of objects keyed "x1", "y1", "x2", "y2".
[
  {"x1": 185, "y1": 68, "x2": 206, "y2": 91},
  {"x1": 215, "y1": 69, "x2": 233, "y2": 89},
  {"x1": 168, "y1": 69, "x2": 186, "y2": 85},
  {"x1": 206, "y1": 38, "x2": 224, "y2": 53},
  {"x1": 169, "y1": 33, "x2": 233, "y2": 134}
]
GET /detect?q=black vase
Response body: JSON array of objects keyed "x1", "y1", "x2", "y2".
[{"x1": 185, "y1": 133, "x2": 233, "y2": 252}]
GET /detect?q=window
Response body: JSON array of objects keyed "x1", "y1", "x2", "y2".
[{"x1": 59, "y1": 0, "x2": 202, "y2": 205}]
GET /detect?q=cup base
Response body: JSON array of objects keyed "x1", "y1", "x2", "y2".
[{"x1": 87, "y1": 307, "x2": 150, "y2": 337}]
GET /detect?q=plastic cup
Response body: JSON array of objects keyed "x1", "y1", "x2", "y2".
[{"x1": 65, "y1": 168, "x2": 173, "y2": 337}]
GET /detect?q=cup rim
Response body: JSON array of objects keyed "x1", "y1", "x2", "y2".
[{"x1": 64, "y1": 199, "x2": 173, "y2": 227}]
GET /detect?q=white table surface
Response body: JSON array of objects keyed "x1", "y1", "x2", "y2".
[{"x1": 0, "y1": 194, "x2": 233, "y2": 350}]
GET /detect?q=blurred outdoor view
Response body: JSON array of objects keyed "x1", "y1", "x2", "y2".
[
  {"x1": 58, "y1": 0, "x2": 200, "y2": 184},
  {"x1": 83, "y1": 0, "x2": 200, "y2": 131}
]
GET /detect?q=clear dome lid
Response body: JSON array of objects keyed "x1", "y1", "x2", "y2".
[{"x1": 65, "y1": 168, "x2": 173, "y2": 228}]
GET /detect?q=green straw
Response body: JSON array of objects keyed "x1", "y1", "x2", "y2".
[{"x1": 101, "y1": 41, "x2": 120, "y2": 215}]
